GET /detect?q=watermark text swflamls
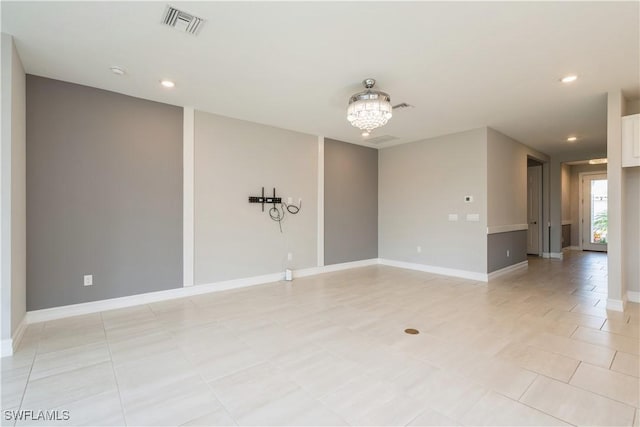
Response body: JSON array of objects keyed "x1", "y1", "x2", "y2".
[{"x1": 3, "y1": 410, "x2": 70, "y2": 421}]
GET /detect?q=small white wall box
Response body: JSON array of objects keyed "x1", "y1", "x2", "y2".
[{"x1": 285, "y1": 269, "x2": 293, "y2": 281}]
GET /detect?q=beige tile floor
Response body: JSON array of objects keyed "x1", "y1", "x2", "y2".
[{"x1": 2, "y1": 251, "x2": 639, "y2": 426}]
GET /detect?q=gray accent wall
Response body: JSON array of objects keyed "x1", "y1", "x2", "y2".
[
  {"x1": 26, "y1": 76, "x2": 183, "y2": 310},
  {"x1": 487, "y1": 128, "x2": 549, "y2": 228},
  {"x1": 379, "y1": 128, "x2": 488, "y2": 274},
  {"x1": 324, "y1": 139, "x2": 378, "y2": 265},
  {"x1": 194, "y1": 111, "x2": 317, "y2": 284},
  {"x1": 487, "y1": 230, "x2": 527, "y2": 273}
]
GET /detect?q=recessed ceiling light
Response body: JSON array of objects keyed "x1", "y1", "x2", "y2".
[
  {"x1": 589, "y1": 158, "x2": 607, "y2": 165},
  {"x1": 567, "y1": 136, "x2": 578, "y2": 142},
  {"x1": 561, "y1": 75, "x2": 578, "y2": 83},
  {"x1": 160, "y1": 79, "x2": 175, "y2": 88},
  {"x1": 361, "y1": 131, "x2": 370, "y2": 137},
  {"x1": 110, "y1": 66, "x2": 125, "y2": 76}
]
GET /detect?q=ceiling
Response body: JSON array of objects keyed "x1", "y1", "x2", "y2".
[{"x1": 2, "y1": 1, "x2": 639, "y2": 156}]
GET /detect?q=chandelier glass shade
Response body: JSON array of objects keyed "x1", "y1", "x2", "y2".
[{"x1": 347, "y1": 78, "x2": 392, "y2": 133}]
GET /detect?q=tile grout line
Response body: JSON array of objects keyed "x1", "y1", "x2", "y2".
[
  {"x1": 564, "y1": 370, "x2": 639, "y2": 409},
  {"x1": 501, "y1": 384, "x2": 578, "y2": 427},
  {"x1": 567, "y1": 361, "x2": 582, "y2": 384},
  {"x1": 101, "y1": 310, "x2": 129, "y2": 427},
  {"x1": 517, "y1": 373, "x2": 539, "y2": 401},
  {"x1": 168, "y1": 320, "x2": 241, "y2": 426},
  {"x1": 609, "y1": 351, "x2": 618, "y2": 370},
  {"x1": 11, "y1": 348, "x2": 37, "y2": 423}
]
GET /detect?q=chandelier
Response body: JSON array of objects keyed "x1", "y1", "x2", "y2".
[{"x1": 347, "y1": 78, "x2": 392, "y2": 134}]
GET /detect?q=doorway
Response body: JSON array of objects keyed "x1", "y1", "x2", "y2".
[
  {"x1": 580, "y1": 172, "x2": 608, "y2": 252},
  {"x1": 527, "y1": 159, "x2": 543, "y2": 255}
]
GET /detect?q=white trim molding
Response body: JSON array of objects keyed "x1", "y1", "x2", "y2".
[
  {"x1": 628, "y1": 291, "x2": 640, "y2": 303},
  {"x1": 24, "y1": 259, "x2": 381, "y2": 324},
  {"x1": 0, "y1": 340, "x2": 11, "y2": 358},
  {"x1": 294, "y1": 258, "x2": 379, "y2": 278},
  {"x1": 565, "y1": 246, "x2": 581, "y2": 251},
  {"x1": 606, "y1": 298, "x2": 626, "y2": 312},
  {"x1": 561, "y1": 220, "x2": 572, "y2": 226},
  {"x1": 486, "y1": 224, "x2": 528, "y2": 234},
  {"x1": 379, "y1": 259, "x2": 487, "y2": 282},
  {"x1": 183, "y1": 107, "x2": 195, "y2": 287},
  {"x1": 542, "y1": 252, "x2": 564, "y2": 260},
  {"x1": 1, "y1": 316, "x2": 27, "y2": 357},
  {"x1": 488, "y1": 260, "x2": 528, "y2": 280},
  {"x1": 317, "y1": 136, "x2": 324, "y2": 268}
]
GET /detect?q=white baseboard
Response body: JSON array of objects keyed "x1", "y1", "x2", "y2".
[
  {"x1": 486, "y1": 224, "x2": 528, "y2": 234},
  {"x1": 25, "y1": 259, "x2": 381, "y2": 324},
  {"x1": 565, "y1": 246, "x2": 581, "y2": 251},
  {"x1": 0, "y1": 339, "x2": 12, "y2": 358},
  {"x1": 542, "y1": 252, "x2": 564, "y2": 260},
  {"x1": 294, "y1": 258, "x2": 379, "y2": 278},
  {"x1": 1, "y1": 316, "x2": 27, "y2": 358},
  {"x1": 627, "y1": 291, "x2": 640, "y2": 303},
  {"x1": 606, "y1": 298, "x2": 626, "y2": 312},
  {"x1": 488, "y1": 260, "x2": 528, "y2": 280},
  {"x1": 379, "y1": 259, "x2": 487, "y2": 282}
]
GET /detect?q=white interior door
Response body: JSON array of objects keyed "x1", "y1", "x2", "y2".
[
  {"x1": 581, "y1": 173, "x2": 608, "y2": 252},
  {"x1": 527, "y1": 165, "x2": 542, "y2": 255}
]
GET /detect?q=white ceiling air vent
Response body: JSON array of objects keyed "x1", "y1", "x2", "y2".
[
  {"x1": 162, "y1": 5, "x2": 204, "y2": 35},
  {"x1": 367, "y1": 135, "x2": 398, "y2": 144}
]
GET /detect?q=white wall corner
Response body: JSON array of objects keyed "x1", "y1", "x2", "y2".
[
  {"x1": 1, "y1": 315, "x2": 26, "y2": 358},
  {"x1": 183, "y1": 107, "x2": 195, "y2": 287},
  {"x1": 606, "y1": 298, "x2": 626, "y2": 312},
  {"x1": 627, "y1": 291, "x2": 640, "y2": 304},
  {"x1": 0, "y1": 340, "x2": 12, "y2": 358},
  {"x1": 317, "y1": 136, "x2": 325, "y2": 268}
]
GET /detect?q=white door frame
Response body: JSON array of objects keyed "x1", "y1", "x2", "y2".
[{"x1": 578, "y1": 171, "x2": 607, "y2": 251}]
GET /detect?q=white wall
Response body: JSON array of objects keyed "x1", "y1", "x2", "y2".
[
  {"x1": 607, "y1": 90, "x2": 625, "y2": 307},
  {"x1": 623, "y1": 99, "x2": 639, "y2": 297},
  {"x1": 1, "y1": 33, "x2": 26, "y2": 345},
  {"x1": 379, "y1": 128, "x2": 487, "y2": 274},
  {"x1": 194, "y1": 111, "x2": 318, "y2": 284},
  {"x1": 486, "y1": 128, "x2": 549, "y2": 229}
]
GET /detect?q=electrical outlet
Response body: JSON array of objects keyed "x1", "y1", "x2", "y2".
[
  {"x1": 287, "y1": 197, "x2": 293, "y2": 204},
  {"x1": 417, "y1": 246, "x2": 422, "y2": 253},
  {"x1": 83, "y1": 275, "x2": 93, "y2": 286},
  {"x1": 466, "y1": 213, "x2": 480, "y2": 222},
  {"x1": 506, "y1": 250, "x2": 510, "y2": 257},
  {"x1": 287, "y1": 252, "x2": 293, "y2": 261}
]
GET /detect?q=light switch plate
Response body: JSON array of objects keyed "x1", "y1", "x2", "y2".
[
  {"x1": 466, "y1": 213, "x2": 480, "y2": 222},
  {"x1": 448, "y1": 214, "x2": 458, "y2": 221}
]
